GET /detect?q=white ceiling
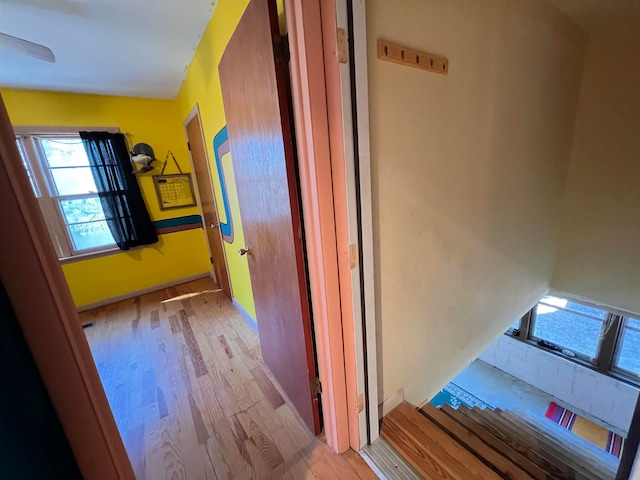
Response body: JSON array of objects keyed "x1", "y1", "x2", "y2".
[{"x1": 0, "y1": 0, "x2": 216, "y2": 99}]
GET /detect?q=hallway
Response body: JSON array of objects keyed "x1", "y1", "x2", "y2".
[{"x1": 80, "y1": 277, "x2": 375, "y2": 479}]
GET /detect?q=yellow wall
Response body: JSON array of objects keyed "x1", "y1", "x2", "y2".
[
  {"x1": 552, "y1": 31, "x2": 640, "y2": 316},
  {"x1": 175, "y1": 0, "x2": 257, "y2": 320},
  {"x1": 1, "y1": 88, "x2": 211, "y2": 307},
  {"x1": 366, "y1": 0, "x2": 586, "y2": 405}
]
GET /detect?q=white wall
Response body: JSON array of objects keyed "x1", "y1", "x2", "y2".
[
  {"x1": 480, "y1": 334, "x2": 639, "y2": 433},
  {"x1": 367, "y1": 0, "x2": 586, "y2": 405},
  {"x1": 551, "y1": 33, "x2": 640, "y2": 315}
]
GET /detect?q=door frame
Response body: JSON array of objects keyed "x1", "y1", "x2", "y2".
[
  {"x1": 182, "y1": 103, "x2": 233, "y2": 297},
  {"x1": 285, "y1": 0, "x2": 378, "y2": 452}
]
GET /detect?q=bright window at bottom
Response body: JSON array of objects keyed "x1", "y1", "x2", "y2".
[
  {"x1": 531, "y1": 295, "x2": 606, "y2": 360},
  {"x1": 614, "y1": 317, "x2": 640, "y2": 377}
]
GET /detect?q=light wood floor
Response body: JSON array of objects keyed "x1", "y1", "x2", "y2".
[{"x1": 81, "y1": 277, "x2": 376, "y2": 480}]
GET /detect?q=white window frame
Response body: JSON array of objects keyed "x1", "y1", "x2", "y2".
[
  {"x1": 509, "y1": 293, "x2": 640, "y2": 387},
  {"x1": 14, "y1": 126, "x2": 121, "y2": 261}
]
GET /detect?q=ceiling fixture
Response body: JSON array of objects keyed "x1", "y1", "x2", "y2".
[{"x1": 0, "y1": 32, "x2": 55, "y2": 63}]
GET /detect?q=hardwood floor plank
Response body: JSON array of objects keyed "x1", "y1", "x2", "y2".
[
  {"x1": 83, "y1": 278, "x2": 374, "y2": 480},
  {"x1": 179, "y1": 309, "x2": 208, "y2": 377},
  {"x1": 182, "y1": 298, "x2": 196, "y2": 317},
  {"x1": 169, "y1": 314, "x2": 182, "y2": 334},
  {"x1": 150, "y1": 309, "x2": 160, "y2": 329},
  {"x1": 218, "y1": 334, "x2": 234, "y2": 358},
  {"x1": 188, "y1": 393, "x2": 210, "y2": 445},
  {"x1": 250, "y1": 365, "x2": 285, "y2": 409}
]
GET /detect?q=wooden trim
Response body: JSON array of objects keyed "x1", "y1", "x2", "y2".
[
  {"x1": 321, "y1": 0, "x2": 366, "y2": 451},
  {"x1": 182, "y1": 103, "x2": 233, "y2": 296},
  {"x1": 285, "y1": 0, "x2": 350, "y2": 452},
  {"x1": 0, "y1": 94, "x2": 135, "y2": 478},
  {"x1": 76, "y1": 272, "x2": 210, "y2": 312},
  {"x1": 348, "y1": 0, "x2": 381, "y2": 444}
]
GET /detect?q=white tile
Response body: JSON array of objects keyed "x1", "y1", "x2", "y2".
[
  {"x1": 478, "y1": 348, "x2": 496, "y2": 365},
  {"x1": 552, "y1": 381, "x2": 575, "y2": 404},
  {"x1": 614, "y1": 383, "x2": 639, "y2": 411},
  {"x1": 574, "y1": 367, "x2": 599, "y2": 390},
  {"x1": 571, "y1": 383, "x2": 593, "y2": 412},
  {"x1": 556, "y1": 361, "x2": 576, "y2": 382},
  {"x1": 521, "y1": 363, "x2": 540, "y2": 386},
  {"x1": 508, "y1": 342, "x2": 528, "y2": 360},
  {"x1": 534, "y1": 353, "x2": 559, "y2": 376},
  {"x1": 504, "y1": 355, "x2": 526, "y2": 379},
  {"x1": 588, "y1": 395, "x2": 614, "y2": 419},
  {"x1": 612, "y1": 406, "x2": 634, "y2": 431},
  {"x1": 528, "y1": 371, "x2": 553, "y2": 394},
  {"x1": 495, "y1": 349, "x2": 510, "y2": 371},
  {"x1": 595, "y1": 377, "x2": 618, "y2": 398}
]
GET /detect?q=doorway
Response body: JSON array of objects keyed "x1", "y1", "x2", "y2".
[{"x1": 184, "y1": 106, "x2": 232, "y2": 298}]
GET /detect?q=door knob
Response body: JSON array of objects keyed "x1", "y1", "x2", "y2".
[
  {"x1": 210, "y1": 223, "x2": 219, "y2": 229},
  {"x1": 239, "y1": 247, "x2": 250, "y2": 256}
]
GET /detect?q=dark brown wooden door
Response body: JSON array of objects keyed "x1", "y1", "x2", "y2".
[
  {"x1": 185, "y1": 112, "x2": 232, "y2": 298},
  {"x1": 218, "y1": 0, "x2": 321, "y2": 434}
]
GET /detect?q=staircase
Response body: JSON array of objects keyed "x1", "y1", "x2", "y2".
[{"x1": 381, "y1": 402, "x2": 618, "y2": 479}]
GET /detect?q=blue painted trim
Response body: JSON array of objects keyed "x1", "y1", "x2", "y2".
[
  {"x1": 212, "y1": 127, "x2": 234, "y2": 243},
  {"x1": 153, "y1": 214, "x2": 202, "y2": 230},
  {"x1": 233, "y1": 298, "x2": 258, "y2": 335}
]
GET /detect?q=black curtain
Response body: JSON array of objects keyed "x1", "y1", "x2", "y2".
[{"x1": 80, "y1": 131, "x2": 157, "y2": 250}]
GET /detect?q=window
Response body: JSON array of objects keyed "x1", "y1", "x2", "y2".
[
  {"x1": 16, "y1": 133, "x2": 116, "y2": 258},
  {"x1": 614, "y1": 317, "x2": 640, "y2": 377},
  {"x1": 531, "y1": 295, "x2": 606, "y2": 360},
  {"x1": 509, "y1": 294, "x2": 640, "y2": 385}
]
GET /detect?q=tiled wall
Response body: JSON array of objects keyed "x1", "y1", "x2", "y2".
[{"x1": 479, "y1": 335, "x2": 639, "y2": 432}]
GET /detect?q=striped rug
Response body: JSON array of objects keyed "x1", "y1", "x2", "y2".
[{"x1": 544, "y1": 401, "x2": 624, "y2": 458}]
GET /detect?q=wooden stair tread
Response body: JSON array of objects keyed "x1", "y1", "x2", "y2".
[
  {"x1": 495, "y1": 410, "x2": 604, "y2": 479},
  {"x1": 381, "y1": 402, "x2": 502, "y2": 479},
  {"x1": 512, "y1": 410, "x2": 619, "y2": 473},
  {"x1": 437, "y1": 405, "x2": 552, "y2": 480},
  {"x1": 454, "y1": 405, "x2": 576, "y2": 480},
  {"x1": 498, "y1": 410, "x2": 617, "y2": 479},
  {"x1": 467, "y1": 406, "x2": 595, "y2": 479},
  {"x1": 419, "y1": 404, "x2": 535, "y2": 480}
]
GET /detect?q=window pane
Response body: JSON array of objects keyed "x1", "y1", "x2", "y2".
[
  {"x1": 60, "y1": 197, "x2": 105, "y2": 224},
  {"x1": 68, "y1": 221, "x2": 115, "y2": 251},
  {"x1": 40, "y1": 138, "x2": 89, "y2": 167},
  {"x1": 538, "y1": 295, "x2": 607, "y2": 319},
  {"x1": 533, "y1": 296, "x2": 604, "y2": 358},
  {"x1": 615, "y1": 318, "x2": 640, "y2": 376},
  {"x1": 50, "y1": 167, "x2": 98, "y2": 195}
]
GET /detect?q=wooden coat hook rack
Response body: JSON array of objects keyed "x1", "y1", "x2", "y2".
[{"x1": 377, "y1": 38, "x2": 448, "y2": 75}]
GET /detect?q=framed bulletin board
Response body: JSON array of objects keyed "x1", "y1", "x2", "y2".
[{"x1": 153, "y1": 174, "x2": 197, "y2": 210}]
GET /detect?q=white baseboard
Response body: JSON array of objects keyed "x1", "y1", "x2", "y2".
[
  {"x1": 379, "y1": 387, "x2": 404, "y2": 419},
  {"x1": 76, "y1": 272, "x2": 210, "y2": 312},
  {"x1": 232, "y1": 298, "x2": 258, "y2": 334}
]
